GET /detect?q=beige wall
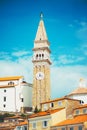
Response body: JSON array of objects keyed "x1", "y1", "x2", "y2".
[
  {"x1": 41, "y1": 99, "x2": 80, "y2": 117},
  {"x1": 51, "y1": 109, "x2": 66, "y2": 126},
  {"x1": 28, "y1": 109, "x2": 66, "y2": 130},
  {"x1": 29, "y1": 116, "x2": 51, "y2": 130},
  {"x1": 51, "y1": 124, "x2": 84, "y2": 130}
]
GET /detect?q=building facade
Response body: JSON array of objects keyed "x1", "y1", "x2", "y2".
[
  {"x1": 28, "y1": 108, "x2": 66, "y2": 130},
  {"x1": 67, "y1": 78, "x2": 87, "y2": 104},
  {"x1": 0, "y1": 76, "x2": 32, "y2": 112},
  {"x1": 32, "y1": 13, "x2": 51, "y2": 109},
  {"x1": 51, "y1": 104, "x2": 87, "y2": 130}
]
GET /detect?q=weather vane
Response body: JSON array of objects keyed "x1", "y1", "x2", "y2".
[{"x1": 40, "y1": 12, "x2": 43, "y2": 19}]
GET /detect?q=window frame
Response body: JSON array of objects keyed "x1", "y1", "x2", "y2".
[
  {"x1": 58, "y1": 101, "x2": 62, "y2": 106},
  {"x1": 62, "y1": 128, "x2": 65, "y2": 130},
  {"x1": 78, "y1": 125, "x2": 83, "y2": 130},
  {"x1": 50, "y1": 102, "x2": 54, "y2": 108},
  {"x1": 4, "y1": 97, "x2": 6, "y2": 102},
  {"x1": 83, "y1": 108, "x2": 87, "y2": 114},
  {"x1": 44, "y1": 104, "x2": 48, "y2": 111},
  {"x1": 70, "y1": 127, "x2": 73, "y2": 130},
  {"x1": 75, "y1": 109, "x2": 79, "y2": 115},
  {"x1": 4, "y1": 89, "x2": 6, "y2": 92},
  {"x1": 42, "y1": 120, "x2": 48, "y2": 128},
  {"x1": 3, "y1": 104, "x2": 6, "y2": 108},
  {"x1": 32, "y1": 122, "x2": 36, "y2": 129}
]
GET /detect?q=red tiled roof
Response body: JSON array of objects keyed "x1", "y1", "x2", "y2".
[
  {"x1": 17, "y1": 121, "x2": 28, "y2": 126},
  {"x1": 41, "y1": 97, "x2": 80, "y2": 104},
  {"x1": 53, "y1": 114, "x2": 87, "y2": 127},
  {"x1": 29, "y1": 108, "x2": 64, "y2": 118},
  {"x1": 74, "y1": 104, "x2": 87, "y2": 110}
]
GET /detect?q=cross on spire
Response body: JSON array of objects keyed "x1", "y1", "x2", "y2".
[{"x1": 40, "y1": 12, "x2": 43, "y2": 19}]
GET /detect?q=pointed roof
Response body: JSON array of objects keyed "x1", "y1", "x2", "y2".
[{"x1": 35, "y1": 14, "x2": 48, "y2": 41}]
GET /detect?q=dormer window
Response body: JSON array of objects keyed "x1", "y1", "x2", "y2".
[{"x1": 8, "y1": 81, "x2": 14, "y2": 85}]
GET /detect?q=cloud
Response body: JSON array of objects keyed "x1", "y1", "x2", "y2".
[
  {"x1": 0, "y1": 50, "x2": 87, "y2": 99},
  {"x1": 55, "y1": 54, "x2": 84, "y2": 65},
  {"x1": 76, "y1": 21, "x2": 87, "y2": 41},
  {"x1": 51, "y1": 65, "x2": 87, "y2": 98},
  {"x1": 12, "y1": 50, "x2": 30, "y2": 57},
  {"x1": 0, "y1": 52, "x2": 11, "y2": 60},
  {"x1": 0, "y1": 56, "x2": 33, "y2": 83}
]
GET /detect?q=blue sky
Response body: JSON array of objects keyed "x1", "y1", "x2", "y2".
[{"x1": 0, "y1": 0, "x2": 87, "y2": 98}]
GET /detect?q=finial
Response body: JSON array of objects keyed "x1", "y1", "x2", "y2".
[
  {"x1": 79, "y1": 78, "x2": 86, "y2": 87},
  {"x1": 40, "y1": 12, "x2": 43, "y2": 20}
]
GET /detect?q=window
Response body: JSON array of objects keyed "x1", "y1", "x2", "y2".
[
  {"x1": 70, "y1": 127, "x2": 73, "y2": 130},
  {"x1": 76, "y1": 110, "x2": 79, "y2": 115},
  {"x1": 78, "y1": 126, "x2": 82, "y2": 130},
  {"x1": 44, "y1": 104, "x2": 48, "y2": 111},
  {"x1": 43, "y1": 121, "x2": 48, "y2": 128},
  {"x1": 17, "y1": 126, "x2": 21, "y2": 130},
  {"x1": 36, "y1": 54, "x2": 38, "y2": 59},
  {"x1": 58, "y1": 101, "x2": 62, "y2": 106},
  {"x1": 3, "y1": 104, "x2": 6, "y2": 108},
  {"x1": 39, "y1": 54, "x2": 41, "y2": 57},
  {"x1": 32, "y1": 122, "x2": 36, "y2": 129},
  {"x1": 42, "y1": 54, "x2": 44, "y2": 58},
  {"x1": 4, "y1": 97, "x2": 6, "y2": 102},
  {"x1": 62, "y1": 128, "x2": 65, "y2": 130},
  {"x1": 50, "y1": 102, "x2": 54, "y2": 107},
  {"x1": 83, "y1": 108, "x2": 87, "y2": 114},
  {"x1": 21, "y1": 98, "x2": 24, "y2": 102},
  {"x1": 8, "y1": 81, "x2": 14, "y2": 85},
  {"x1": 4, "y1": 89, "x2": 6, "y2": 92},
  {"x1": 24, "y1": 126, "x2": 27, "y2": 130}
]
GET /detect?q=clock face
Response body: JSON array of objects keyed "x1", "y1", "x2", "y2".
[{"x1": 36, "y1": 72, "x2": 44, "y2": 80}]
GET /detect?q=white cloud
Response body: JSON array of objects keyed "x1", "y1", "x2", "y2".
[
  {"x1": 0, "y1": 56, "x2": 33, "y2": 83},
  {"x1": 0, "y1": 54, "x2": 87, "y2": 99},
  {"x1": 0, "y1": 52, "x2": 11, "y2": 60},
  {"x1": 76, "y1": 21, "x2": 87, "y2": 41},
  {"x1": 57, "y1": 54, "x2": 84, "y2": 65},
  {"x1": 51, "y1": 65, "x2": 87, "y2": 98},
  {"x1": 12, "y1": 50, "x2": 30, "y2": 57}
]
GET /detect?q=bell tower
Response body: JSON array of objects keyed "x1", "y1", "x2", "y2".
[{"x1": 32, "y1": 13, "x2": 51, "y2": 109}]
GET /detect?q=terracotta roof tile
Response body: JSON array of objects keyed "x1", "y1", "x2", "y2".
[
  {"x1": 29, "y1": 108, "x2": 64, "y2": 118},
  {"x1": 53, "y1": 114, "x2": 87, "y2": 127},
  {"x1": 41, "y1": 97, "x2": 80, "y2": 104},
  {"x1": 0, "y1": 76, "x2": 23, "y2": 81},
  {"x1": 74, "y1": 104, "x2": 87, "y2": 110},
  {"x1": 69, "y1": 87, "x2": 87, "y2": 95}
]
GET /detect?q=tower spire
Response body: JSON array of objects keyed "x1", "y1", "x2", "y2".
[{"x1": 35, "y1": 13, "x2": 48, "y2": 41}]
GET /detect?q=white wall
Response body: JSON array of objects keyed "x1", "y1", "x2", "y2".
[
  {"x1": 69, "y1": 94, "x2": 87, "y2": 104},
  {"x1": 0, "y1": 87, "x2": 16, "y2": 112},
  {"x1": 0, "y1": 78, "x2": 32, "y2": 112}
]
